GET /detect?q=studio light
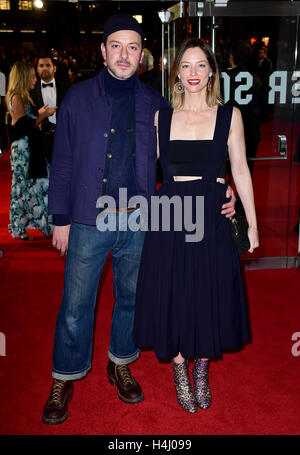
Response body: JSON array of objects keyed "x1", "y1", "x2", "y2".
[
  {"x1": 262, "y1": 36, "x2": 270, "y2": 47},
  {"x1": 34, "y1": 0, "x2": 43, "y2": 8}
]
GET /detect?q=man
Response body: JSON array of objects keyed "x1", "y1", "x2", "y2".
[
  {"x1": 43, "y1": 14, "x2": 235, "y2": 425},
  {"x1": 139, "y1": 48, "x2": 162, "y2": 94},
  {"x1": 30, "y1": 55, "x2": 69, "y2": 163}
]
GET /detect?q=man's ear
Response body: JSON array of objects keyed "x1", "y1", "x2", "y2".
[
  {"x1": 139, "y1": 50, "x2": 144, "y2": 65},
  {"x1": 101, "y1": 43, "x2": 106, "y2": 61},
  {"x1": 54, "y1": 65, "x2": 57, "y2": 74}
]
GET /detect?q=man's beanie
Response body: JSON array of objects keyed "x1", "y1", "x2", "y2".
[{"x1": 102, "y1": 14, "x2": 144, "y2": 45}]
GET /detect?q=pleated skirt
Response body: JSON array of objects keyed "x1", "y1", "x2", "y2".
[{"x1": 133, "y1": 179, "x2": 251, "y2": 360}]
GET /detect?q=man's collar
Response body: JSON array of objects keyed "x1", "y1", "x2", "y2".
[
  {"x1": 41, "y1": 78, "x2": 56, "y2": 87},
  {"x1": 94, "y1": 68, "x2": 143, "y2": 99}
]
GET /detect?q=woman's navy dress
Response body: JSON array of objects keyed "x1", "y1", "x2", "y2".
[{"x1": 133, "y1": 104, "x2": 251, "y2": 360}]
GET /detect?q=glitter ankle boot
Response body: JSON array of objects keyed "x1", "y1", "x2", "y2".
[
  {"x1": 172, "y1": 360, "x2": 198, "y2": 413},
  {"x1": 192, "y1": 358, "x2": 212, "y2": 409}
]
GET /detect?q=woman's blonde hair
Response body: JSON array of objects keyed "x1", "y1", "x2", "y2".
[
  {"x1": 169, "y1": 37, "x2": 223, "y2": 109},
  {"x1": 5, "y1": 61, "x2": 35, "y2": 111}
]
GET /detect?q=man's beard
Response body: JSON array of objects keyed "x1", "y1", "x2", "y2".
[
  {"x1": 41, "y1": 71, "x2": 51, "y2": 81},
  {"x1": 108, "y1": 61, "x2": 136, "y2": 80}
]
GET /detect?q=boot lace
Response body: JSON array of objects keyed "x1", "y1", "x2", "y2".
[
  {"x1": 116, "y1": 365, "x2": 134, "y2": 385},
  {"x1": 49, "y1": 380, "x2": 66, "y2": 405}
]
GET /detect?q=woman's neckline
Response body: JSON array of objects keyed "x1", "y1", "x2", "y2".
[{"x1": 169, "y1": 106, "x2": 219, "y2": 142}]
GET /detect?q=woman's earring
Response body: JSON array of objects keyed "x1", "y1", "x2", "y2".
[
  {"x1": 207, "y1": 76, "x2": 212, "y2": 92},
  {"x1": 174, "y1": 80, "x2": 185, "y2": 94}
]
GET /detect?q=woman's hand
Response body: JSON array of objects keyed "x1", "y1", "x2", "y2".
[
  {"x1": 45, "y1": 106, "x2": 58, "y2": 117},
  {"x1": 248, "y1": 226, "x2": 259, "y2": 253},
  {"x1": 38, "y1": 104, "x2": 58, "y2": 117},
  {"x1": 36, "y1": 104, "x2": 58, "y2": 128},
  {"x1": 38, "y1": 104, "x2": 48, "y2": 116}
]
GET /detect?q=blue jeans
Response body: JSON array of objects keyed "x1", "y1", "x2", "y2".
[{"x1": 52, "y1": 211, "x2": 145, "y2": 381}]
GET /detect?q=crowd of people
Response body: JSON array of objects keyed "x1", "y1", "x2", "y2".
[
  {"x1": 0, "y1": 37, "x2": 166, "y2": 86},
  {"x1": 0, "y1": 39, "x2": 104, "y2": 84}
]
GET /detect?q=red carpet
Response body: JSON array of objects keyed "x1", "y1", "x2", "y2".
[{"x1": 0, "y1": 151, "x2": 300, "y2": 435}]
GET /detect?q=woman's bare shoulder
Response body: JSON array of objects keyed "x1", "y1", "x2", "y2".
[
  {"x1": 11, "y1": 94, "x2": 25, "y2": 110},
  {"x1": 232, "y1": 105, "x2": 242, "y2": 119}
]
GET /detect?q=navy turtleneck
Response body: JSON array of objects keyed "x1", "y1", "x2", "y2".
[
  {"x1": 104, "y1": 66, "x2": 137, "y2": 96},
  {"x1": 102, "y1": 68, "x2": 138, "y2": 208}
]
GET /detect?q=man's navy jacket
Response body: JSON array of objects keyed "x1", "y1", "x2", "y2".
[{"x1": 48, "y1": 68, "x2": 169, "y2": 225}]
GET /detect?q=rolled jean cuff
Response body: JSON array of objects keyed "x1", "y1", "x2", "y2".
[
  {"x1": 52, "y1": 366, "x2": 91, "y2": 381},
  {"x1": 108, "y1": 349, "x2": 140, "y2": 365}
]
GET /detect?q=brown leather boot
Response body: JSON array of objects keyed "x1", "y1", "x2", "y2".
[
  {"x1": 42, "y1": 379, "x2": 73, "y2": 424},
  {"x1": 107, "y1": 360, "x2": 144, "y2": 404}
]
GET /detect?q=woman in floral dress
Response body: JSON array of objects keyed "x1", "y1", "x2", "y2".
[{"x1": 5, "y1": 61, "x2": 57, "y2": 240}]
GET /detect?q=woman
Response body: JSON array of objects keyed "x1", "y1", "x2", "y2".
[
  {"x1": 134, "y1": 38, "x2": 259, "y2": 413},
  {"x1": 6, "y1": 61, "x2": 57, "y2": 240}
]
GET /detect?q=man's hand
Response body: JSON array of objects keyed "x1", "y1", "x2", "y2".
[
  {"x1": 221, "y1": 185, "x2": 236, "y2": 218},
  {"x1": 52, "y1": 225, "x2": 71, "y2": 256}
]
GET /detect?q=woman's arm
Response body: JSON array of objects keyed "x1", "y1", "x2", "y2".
[
  {"x1": 10, "y1": 95, "x2": 57, "y2": 128},
  {"x1": 36, "y1": 104, "x2": 57, "y2": 127},
  {"x1": 10, "y1": 94, "x2": 26, "y2": 125},
  {"x1": 228, "y1": 106, "x2": 259, "y2": 252}
]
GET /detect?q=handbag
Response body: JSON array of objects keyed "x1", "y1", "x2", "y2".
[{"x1": 231, "y1": 212, "x2": 250, "y2": 254}]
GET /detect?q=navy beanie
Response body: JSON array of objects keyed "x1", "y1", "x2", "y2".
[{"x1": 102, "y1": 14, "x2": 144, "y2": 45}]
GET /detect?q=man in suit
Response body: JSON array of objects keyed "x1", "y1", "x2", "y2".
[
  {"x1": 42, "y1": 14, "x2": 236, "y2": 425},
  {"x1": 30, "y1": 55, "x2": 69, "y2": 163}
]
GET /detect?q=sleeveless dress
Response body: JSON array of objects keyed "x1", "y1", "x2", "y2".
[
  {"x1": 8, "y1": 95, "x2": 53, "y2": 238},
  {"x1": 133, "y1": 104, "x2": 251, "y2": 360}
]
